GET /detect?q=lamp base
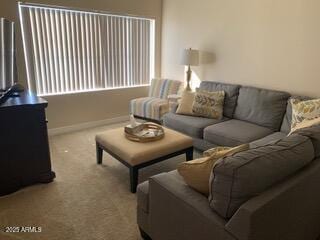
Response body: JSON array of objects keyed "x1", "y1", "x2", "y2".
[{"x1": 185, "y1": 65, "x2": 192, "y2": 91}]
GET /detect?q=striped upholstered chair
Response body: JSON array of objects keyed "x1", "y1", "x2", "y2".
[{"x1": 130, "y1": 78, "x2": 182, "y2": 122}]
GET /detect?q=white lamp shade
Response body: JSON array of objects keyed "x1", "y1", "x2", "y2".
[{"x1": 180, "y1": 48, "x2": 199, "y2": 66}]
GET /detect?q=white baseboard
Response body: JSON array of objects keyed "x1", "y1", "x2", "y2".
[{"x1": 48, "y1": 116, "x2": 129, "y2": 136}]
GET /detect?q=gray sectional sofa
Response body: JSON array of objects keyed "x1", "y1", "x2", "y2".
[
  {"x1": 137, "y1": 81, "x2": 320, "y2": 240},
  {"x1": 163, "y1": 81, "x2": 293, "y2": 151}
]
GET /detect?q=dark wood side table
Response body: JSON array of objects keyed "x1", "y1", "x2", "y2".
[{"x1": 0, "y1": 91, "x2": 55, "y2": 196}]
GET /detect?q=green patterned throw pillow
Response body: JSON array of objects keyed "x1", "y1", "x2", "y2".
[
  {"x1": 291, "y1": 98, "x2": 320, "y2": 129},
  {"x1": 192, "y1": 89, "x2": 225, "y2": 119}
]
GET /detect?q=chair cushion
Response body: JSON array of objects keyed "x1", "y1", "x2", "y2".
[
  {"x1": 204, "y1": 119, "x2": 273, "y2": 147},
  {"x1": 250, "y1": 132, "x2": 287, "y2": 147},
  {"x1": 130, "y1": 97, "x2": 169, "y2": 121},
  {"x1": 163, "y1": 112, "x2": 228, "y2": 138},
  {"x1": 234, "y1": 86, "x2": 290, "y2": 131},
  {"x1": 209, "y1": 134, "x2": 315, "y2": 219},
  {"x1": 199, "y1": 81, "x2": 240, "y2": 118},
  {"x1": 149, "y1": 78, "x2": 182, "y2": 99}
]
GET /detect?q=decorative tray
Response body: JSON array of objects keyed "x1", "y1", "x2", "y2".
[{"x1": 124, "y1": 123, "x2": 165, "y2": 142}]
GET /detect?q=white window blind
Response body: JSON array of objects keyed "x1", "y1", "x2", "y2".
[{"x1": 19, "y1": 3, "x2": 155, "y2": 96}]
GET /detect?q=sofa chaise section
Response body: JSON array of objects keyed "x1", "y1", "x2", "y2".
[
  {"x1": 225, "y1": 157, "x2": 320, "y2": 240},
  {"x1": 137, "y1": 154, "x2": 320, "y2": 240},
  {"x1": 137, "y1": 171, "x2": 236, "y2": 240}
]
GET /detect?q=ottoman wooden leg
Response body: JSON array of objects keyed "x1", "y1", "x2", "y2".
[
  {"x1": 130, "y1": 166, "x2": 138, "y2": 193},
  {"x1": 96, "y1": 143, "x2": 103, "y2": 164},
  {"x1": 186, "y1": 147, "x2": 193, "y2": 161}
]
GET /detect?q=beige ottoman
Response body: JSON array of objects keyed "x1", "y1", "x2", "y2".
[{"x1": 95, "y1": 126, "x2": 193, "y2": 193}]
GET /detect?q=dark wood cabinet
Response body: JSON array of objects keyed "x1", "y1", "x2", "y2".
[{"x1": 0, "y1": 91, "x2": 55, "y2": 196}]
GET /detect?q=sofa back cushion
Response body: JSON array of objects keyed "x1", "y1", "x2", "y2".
[
  {"x1": 280, "y1": 96, "x2": 312, "y2": 133},
  {"x1": 293, "y1": 124, "x2": 320, "y2": 158},
  {"x1": 234, "y1": 87, "x2": 290, "y2": 131},
  {"x1": 199, "y1": 81, "x2": 240, "y2": 118},
  {"x1": 208, "y1": 134, "x2": 314, "y2": 219},
  {"x1": 149, "y1": 78, "x2": 182, "y2": 99}
]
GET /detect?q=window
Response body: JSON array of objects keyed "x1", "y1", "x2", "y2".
[
  {"x1": 19, "y1": 3, "x2": 155, "y2": 96},
  {"x1": 0, "y1": 18, "x2": 16, "y2": 90}
]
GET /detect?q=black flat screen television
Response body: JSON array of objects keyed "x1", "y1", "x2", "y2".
[{"x1": 0, "y1": 18, "x2": 17, "y2": 92}]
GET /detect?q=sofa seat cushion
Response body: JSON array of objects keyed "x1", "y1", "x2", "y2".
[
  {"x1": 250, "y1": 132, "x2": 287, "y2": 147},
  {"x1": 209, "y1": 134, "x2": 315, "y2": 219},
  {"x1": 163, "y1": 112, "x2": 228, "y2": 138},
  {"x1": 137, "y1": 181, "x2": 150, "y2": 213},
  {"x1": 199, "y1": 81, "x2": 240, "y2": 118},
  {"x1": 234, "y1": 86, "x2": 290, "y2": 131},
  {"x1": 204, "y1": 119, "x2": 274, "y2": 147}
]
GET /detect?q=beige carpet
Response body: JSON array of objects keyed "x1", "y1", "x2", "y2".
[{"x1": 0, "y1": 122, "x2": 200, "y2": 240}]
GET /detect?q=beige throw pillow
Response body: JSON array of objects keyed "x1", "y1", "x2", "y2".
[
  {"x1": 176, "y1": 90, "x2": 195, "y2": 115},
  {"x1": 291, "y1": 98, "x2": 320, "y2": 132},
  {"x1": 192, "y1": 89, "x2": 225, "y2": 119},
  {"x1": 177, "y1": 144, "x2": 249, "y2": 196}
]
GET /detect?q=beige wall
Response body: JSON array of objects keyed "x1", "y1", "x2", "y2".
[
  {"x1": 162, "y1": 0, "x2": 320, "y2": 97},
  {"x1": 0, "y1": 0, "x2": 162, "y2": 128}
]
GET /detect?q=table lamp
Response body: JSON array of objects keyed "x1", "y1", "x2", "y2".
[{"x1": 180, "y1": 48, "x2": 199, "y2": 91}]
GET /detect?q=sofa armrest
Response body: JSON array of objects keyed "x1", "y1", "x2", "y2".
[
  {"x1": 148, "y1": 171, "x2": 235, "y2": 240},
  {"x1": 226, "y1": 159, "x2": 320, "y2": 240}
]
